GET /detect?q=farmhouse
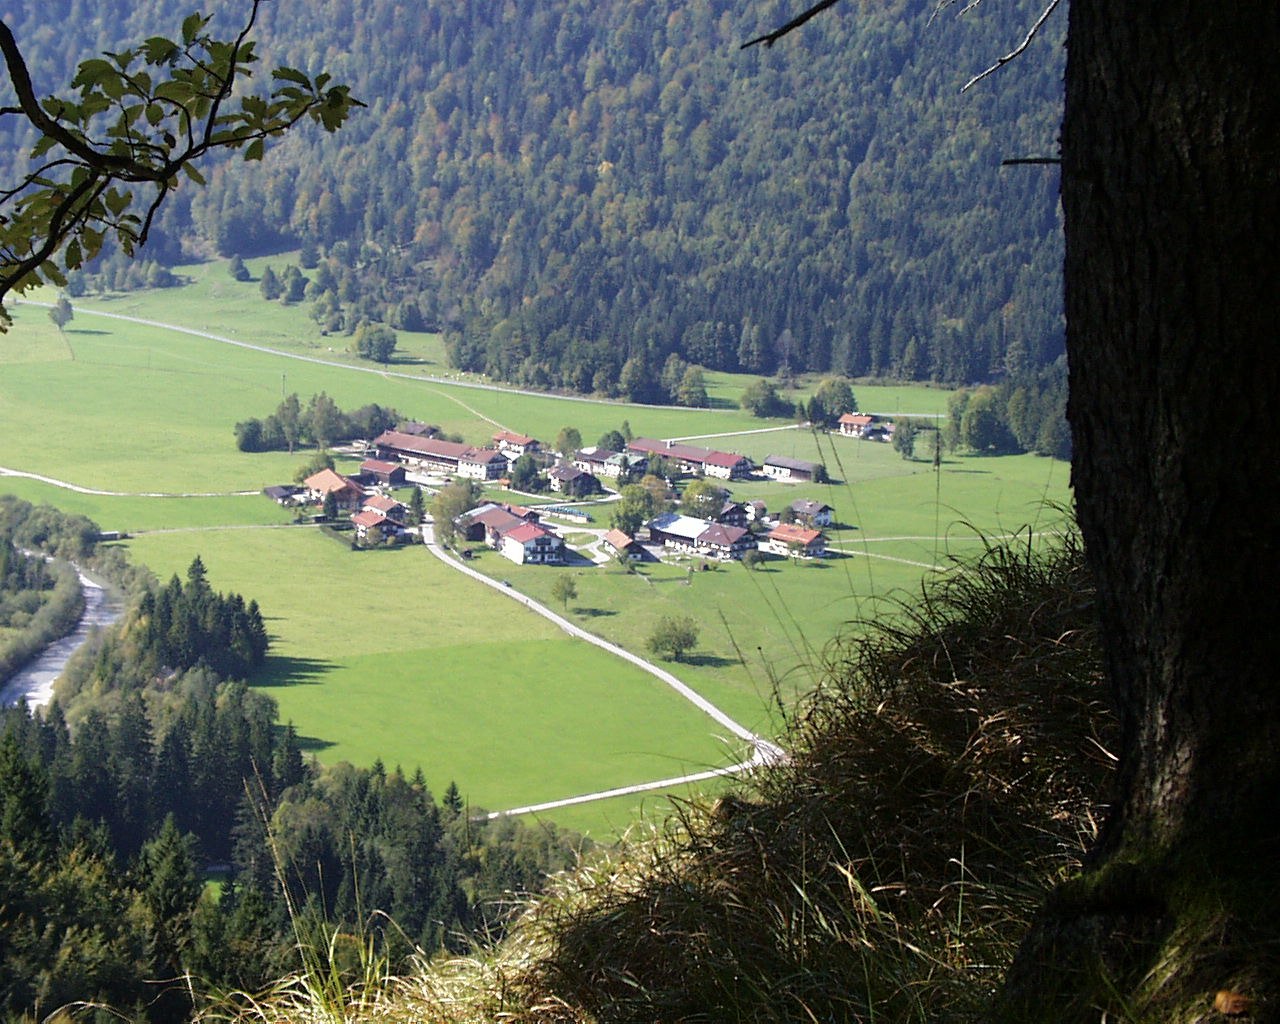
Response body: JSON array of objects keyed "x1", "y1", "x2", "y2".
[
  {"x1": 372, "y1": 430, "x2": 506, "y2": 480},
  {"x1": 838, "y1": 413, "x2": 877, "y2": 438},
  {"x1": 548, "y1": 463, "x2": 601, "y2": 496},
  {"x1": 458, "y1": 503, "x2": 538, "y2": 545},
  {"x1": 493, "y1": 430, "x2": 540, "y2": 457},
  {"x1": 359, "y1": 458, "x2": 406, "y2": 486},
  {"x1": 362, "y1": 494, "x2": 407, "y2": 523},
  {"x1": 499, "y1": 522, "x2": 564, "y2": 565},
  {"x1": 714, "y1": 501, "x2": 749, "y2": 529},
  {"x1": 766, "y1": 522, "x2": 828, "y2": 558},
  {"x1": 697, "y1": 523, "x2": 755, "y2": 561},
  {"x1": 789, "y1": 499, "x2": 835, "y2": 527},
  {"x1": 602, "y1": 528, "x2": 643, "y2": 561},
  {"x1": 351, "y1": 509, "x2": 389, "y2": 542},
  {"x1": 646, "y1": 512, "x2": 753, "y2": 561},
  {"x1": 627, "y1": 438, "x2": 754, "y2": 480},
  {"x1": 762, "y1": 455, "x2": 824, "y2": 482},
  {"x1": 573, "y1": 447, "x2": 642, "y2": 481},
  {"x1": 303, "y1": 468, "x2": 363, "y2": 510}
]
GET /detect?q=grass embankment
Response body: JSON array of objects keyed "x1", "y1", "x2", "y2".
[{"x1": 200, "y1": 533, "x2": 1111, "y2": 1023}]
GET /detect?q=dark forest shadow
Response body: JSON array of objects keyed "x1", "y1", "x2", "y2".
[{"x1": 257, "y1": 653, "x2": 338, "y2": 687}]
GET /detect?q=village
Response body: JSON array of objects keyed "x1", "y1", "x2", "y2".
[{"x1": 263, "y1": 413, "x2": 894, "y2": 569}]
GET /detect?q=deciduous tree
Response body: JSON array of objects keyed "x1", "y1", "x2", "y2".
[
  {"x1": 646, "y1": 616, "x2": 699, "y2": 662},
  {"x1": 550, "y1": 575, "x2": 577, "y2": 611},
  {"x1": 0, "y1": 4, "x2": 359, "y2": 323}
]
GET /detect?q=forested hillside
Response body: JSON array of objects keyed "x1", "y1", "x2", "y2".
[{"x1": 2, "y1": 0, "x2": 1064, "y2": 392}]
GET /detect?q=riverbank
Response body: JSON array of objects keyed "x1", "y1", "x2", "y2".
[{"x1": 0, "y1": 568, "x2": 121, "y2": 707}]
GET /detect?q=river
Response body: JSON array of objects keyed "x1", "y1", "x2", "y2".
[{"x1": 0, "y1": 571, "x2": 122, "y2": 708}]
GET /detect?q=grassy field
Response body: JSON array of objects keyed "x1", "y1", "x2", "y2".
[
  {"x1": 461, "y1": 450, "x2": 1071, "y2": 735},
  {"x1": 2, "y1": 283, "x2": 1070, "y2": 835},
  {"x1": 122, "y1": 527, "x2": 743, "y2": 819}
]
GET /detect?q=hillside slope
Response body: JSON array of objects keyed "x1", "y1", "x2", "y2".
[{"x1": 2, "y1": 0, "x2": 1065, "y2": 389}]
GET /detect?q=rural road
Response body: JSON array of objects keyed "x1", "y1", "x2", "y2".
[{"x1": 420, "y1": 524, "x2": 786, "y2": 818}]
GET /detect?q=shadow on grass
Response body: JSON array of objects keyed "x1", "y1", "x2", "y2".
[
  {"x1": 294, "y1": 733, "x2": 336, "y2": 753},
  {"x1": 66, "y1": 328, "x2": 111, "y2": 336},
  {"x1": 576, "y1": 608, "x2": 618, "y2": 618},
  {"x1": 562, "y1": 550, "x2": 597, "y2": 568},
  {"x1": 256, "y1": 653, "x2": 339, "y2": 688},
  {"x1": 682, "y1": 653, "x2": 739, "y2": 669}
]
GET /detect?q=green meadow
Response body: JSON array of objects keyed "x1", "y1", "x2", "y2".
[
  {"x1": 1, "y1": 275, "x2": 1071, "y2": 833},
  {"x1": 122, "y1": 527, "x2": 742, "y2": 818},
  {"x1": 462, "y1": 450, "x2": 1071, "y2": 735}
]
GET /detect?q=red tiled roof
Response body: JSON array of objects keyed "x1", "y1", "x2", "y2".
[
  {"x1": 839, "y1": 413, "x2": 875, "y2": 426},
  {"x1": 603, "y1": 528, "x2": 636, "y2": 550},
  {"x1": 361, "y1": 458, "x2": 401, "y2": 474},
  {"x1": 351, "y1": 510, "x2": 387, "y2": 528},
  {"x1": 305, "y1": 468, "x2": 359, "y2": 494},
  {"x1": 703, "y1": 451, "x2": 750, "y2": 469},
  {"x1": 769, "y1": 523, "x2": 823, "y2": 545},
  {"x1": 628, "y1": 438, "x2": 748, "y2": 469},
  {"x1": 494, "y1": 430, "x2": 536, "y2": 446},
  {"x1": 505, "y1": 522, "x2": 552, "y2": 544}
]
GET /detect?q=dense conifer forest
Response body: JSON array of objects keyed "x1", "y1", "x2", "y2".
[
  {"x1": 1, "y1": 0, "x2": 1065, "y2": 396},
  {"x1": 0, "y1": 501, "x2": 583, "y2": 1023}
]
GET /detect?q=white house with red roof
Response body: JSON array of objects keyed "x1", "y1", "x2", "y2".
[
  {"x1": 499, "y1": 522, "x2": 565, "y2": 564},
  {"x1": 838, "y1": 413, "x2": 877, "y2": 438},
  {"x1": 492, "y1": 430, "x2": 540, "y2": 457},
  {"x1": 766, "y1": 522, "x2": 827, "y2": 558},
  {"x1": 351, "y1": 508, "x2": 389, "y2": 542}
]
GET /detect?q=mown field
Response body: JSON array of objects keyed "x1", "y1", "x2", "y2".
[{"x1": 1, "y1": 275, "x2": 1070, "y2": 835}]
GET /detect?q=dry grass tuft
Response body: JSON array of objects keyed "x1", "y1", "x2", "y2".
[
  {"x1": 203, "y1": 529, "x2": 1113, "y2": 1024},
  {"x1": 504, "y1": 529, "x2": 1113, "y2": 1023}
]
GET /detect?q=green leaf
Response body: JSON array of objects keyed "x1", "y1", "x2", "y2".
[
  {"x1": 244, "y1": 138, "x2": 265, "y2": 161},
  {"x1": 72, "y1": 59, "x2": 116, "y2": 90},
  {"x1": 145, "y1": 103, "x2": 165, "y2": 126},
  {"x1": 181, "y1": 13, "x2": 207, "y2": 45},
  {"x1": 30, "y1": 134, "x2": 57, "y2": 160},
  {"x1": 65, "y1": 239, "x2": 82, "y2": 269},
  {"x1": 144, "y1": 36, "x2": 180, "y2": 64},
  {"x1": 182, "y1": 163, "x2": 206, "y2": 185},
  {"x1": 272, "y1": 66, "x2": 311, "y2": 87}
]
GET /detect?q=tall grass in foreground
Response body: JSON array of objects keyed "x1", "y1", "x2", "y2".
[{"x1": 197, "y1": 529, "x2": 1112, "y2": 1023}]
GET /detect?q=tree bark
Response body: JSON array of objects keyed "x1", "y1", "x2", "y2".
[
  {"x1": 1004, "y1": 3, "x2": 1280, "y2": 1017},
  {"x1": 1065, "y1": 0, "x2": 1280, "y2": 859}
]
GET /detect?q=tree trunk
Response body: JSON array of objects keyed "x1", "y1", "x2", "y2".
[{"x1": 1003, "y1": 3, "x2": 1280, "y2": 1018}]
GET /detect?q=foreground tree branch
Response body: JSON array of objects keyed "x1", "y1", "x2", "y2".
[{"x1": 0, "y1": 3, "x2": 361, "y2": 326}]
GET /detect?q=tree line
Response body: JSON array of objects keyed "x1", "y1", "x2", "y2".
[{"x1": 234, "y1": 393, "x2": 401, "y2": 453}]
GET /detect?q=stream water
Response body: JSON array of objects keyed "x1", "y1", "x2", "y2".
[{"x1": 0, "y1": 572, "x2": 121, "y2": 708}]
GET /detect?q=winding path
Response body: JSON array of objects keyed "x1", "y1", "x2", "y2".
[{"x1": 420, "y1": 525, "x2": 786, "y2": 818}]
